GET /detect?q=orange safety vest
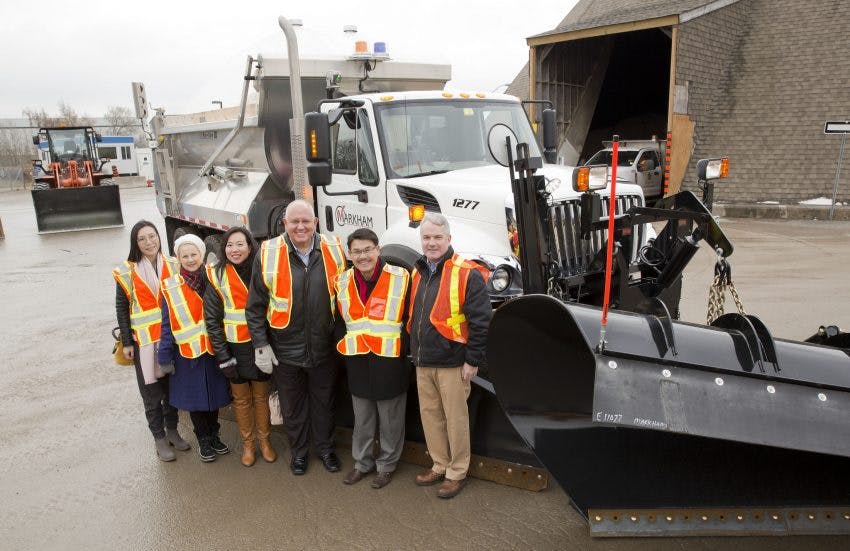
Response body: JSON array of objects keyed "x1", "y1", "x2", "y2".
[
  {"x1": 113, "y1": 257, "x2": 178, "y2": 346},
  {"x1": 335, "y1": 263, "x2": 409, "y2": 357},
  {"x1": 206, "y1": 263, "x2": 251, "y2": 343},
  {"x1": 260, "y1": 234, "x2": 346, "y2": 329},
  {"x1": 407, "y1": 254, "x2": 485, "y2": 344},
  {"x1": 161, "y1": 274, "x2": 213, "y2": 359}
]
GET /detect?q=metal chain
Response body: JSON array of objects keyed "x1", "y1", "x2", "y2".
[{"x1": 707, "y1": 252, "x2": 746, "y2": 324}]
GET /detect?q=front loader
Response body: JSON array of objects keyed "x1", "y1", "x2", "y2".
[
  {"x1": 486, "y1": 136, "x2": 850, "y2": 536},
  {"x1": 30, "y1": 126, "x2": 124, "y2": 233}
]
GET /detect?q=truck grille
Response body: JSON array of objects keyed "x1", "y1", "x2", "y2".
[
  {"x1": 396, "y1": 185, "x2": 441, "y2": 212},
  {"x1": 547, "y1": 194, "x2": 644, "y2": 276}
]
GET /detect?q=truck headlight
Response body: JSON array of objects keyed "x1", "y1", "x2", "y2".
[{"x1": 491, "y1": 266, "x2": 510, "y2": 292}]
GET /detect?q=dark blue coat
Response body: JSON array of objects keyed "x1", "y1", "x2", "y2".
[{"x1": 158, "y1": 297, "x2": 231, "y2": 412}]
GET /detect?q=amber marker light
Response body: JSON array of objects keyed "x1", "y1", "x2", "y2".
[
  {"x1": 575, "y1": 166, "x2": 590, "y2": 192},
  {"x1": 460, "y1": 92, "x2": 470, "y2": 98},
  {"x1": 475, "y1": 93, "x2": 486, "y2": 98},
  {"x1": 380, "y1": 95, "x2": 394, "y2": 102},
  {"x1": 309, "y1": 129, "x2": 318, "y2": 159},
  {"x1": 442, "y1": 92, "x2": 453, "y2": 98},
  {"x1": 720, "y1": 158, "x2": 729, "y2": 178},
  {"x1": 409, "y1": 204, "x2": 425, "y2": 222}
]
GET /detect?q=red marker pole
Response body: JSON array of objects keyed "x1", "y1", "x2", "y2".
[{"x1": 599, "y1": 135, "x2": 620, "y2": 349}]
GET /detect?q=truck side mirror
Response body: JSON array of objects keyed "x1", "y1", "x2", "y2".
[
  {"x1": 542, "y1": 109, "x2": 557, "y2": 164},
  {"x1": 32, "y1": 135, "x2": 39, "y2": 145},
  {"x1": 305, "y1": 111, "x2": 332, "y2": 187},
  {"x1": 95, "y1": 133, "x2": 103, "y2": 143}
]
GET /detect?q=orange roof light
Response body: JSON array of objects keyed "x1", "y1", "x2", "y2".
[
  {"x1": 380, "y1": 95, "x2": 394, "y2": 102},
  {"x1": 442, "y1": 92, "x2": 453, "y2": 98},
  {"x1": 475, "y1": 93, "x2": 486, "y2": 99},
  {"x1": 720, "y1": 157, "x2": 729, "y2": 178}
]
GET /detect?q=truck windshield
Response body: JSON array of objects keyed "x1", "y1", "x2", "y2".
[
  {"x1": 585, "y1": 150, "x2": 639, "y2": 167},
  {"x1": 375, "y1": 100, "x2": 541, "y2": 178},
  {"x1": 45, "y1": 129, "x2": 91, "y2": 162}
]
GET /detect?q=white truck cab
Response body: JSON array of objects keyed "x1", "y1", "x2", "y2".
[
  {"x1": 586, "y1": 138, "x2": 664, "y2": 199},
  {"x1": 309, "y1": 90, "x2": 646, "y2": 299}
]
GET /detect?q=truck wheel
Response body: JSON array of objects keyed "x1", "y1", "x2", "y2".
[
  {"x1": 33, "y1": 181, "x2": 50, "y2": 191},
  {"x1": 380, "y1": 244, "x2": 420, "y2": 271},
  {"x1": 203, "y1": 234, "x2": 223, "y2": 265}
]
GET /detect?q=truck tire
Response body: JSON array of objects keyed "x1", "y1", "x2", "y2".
[
  {"x1": 33, "y1": 181, "x2": 50, "y2": 191},
  {"x1": 380, "y1": 244, "x2": 421, "y2": 271},
  {"x1": 203, "y1": 234, "x2": 223, "y2": 265}
]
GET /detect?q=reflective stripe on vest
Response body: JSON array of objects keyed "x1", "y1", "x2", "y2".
[
  {"x1": 206, "y1": 263, "x2": 251, "y2": 343},
  {"x1": 407, "y1": 254, "x2": 474, "y2": 344},
  {"x1": 112, "y1": 257, "x2": 178, "y2": 346},
  {"x1": 336, "y1": 264, "x2": 409, "y2": 357},
  {"x1": 161, "y1": 274, "x2": 212, "y2": 359},
  {"x1": 261, "y1": 234, "x2": 346, "y2": 329}
]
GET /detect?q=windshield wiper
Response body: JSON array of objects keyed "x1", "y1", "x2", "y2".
[{"x1": 403, "y1": 169, "x2": 449, "y2": 178}]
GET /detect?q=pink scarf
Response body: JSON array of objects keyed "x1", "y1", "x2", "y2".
[{"x1": 136, "y1": 254, "x2": 165, "y2": 384}]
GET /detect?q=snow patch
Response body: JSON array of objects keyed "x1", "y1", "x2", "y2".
[{"x1": 798, "y1": 197, "x2": 845, "y2": 206}]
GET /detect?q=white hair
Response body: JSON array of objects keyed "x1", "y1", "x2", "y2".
[{"x1": 420, "y1": 212, "x2": 450, "y2": 235}]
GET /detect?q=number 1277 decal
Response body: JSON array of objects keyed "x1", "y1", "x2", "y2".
[{"x1": 452, "y1": 198, "x2": 480, "y2": 209}]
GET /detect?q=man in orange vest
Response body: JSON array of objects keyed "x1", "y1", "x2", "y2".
[
  {"x1": 408, "y1": 213, "x2": 491, "y2": 499},
  {"x1": 335, "y1": 228, "x2": 411, "y2": 489},
  {"x1": 245, "y1": 200, "x2": 346, "y2": 475}
]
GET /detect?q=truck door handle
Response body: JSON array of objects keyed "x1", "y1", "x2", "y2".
[{"x1": 325, "y1": 205, "x2": 334, "y2": 231}]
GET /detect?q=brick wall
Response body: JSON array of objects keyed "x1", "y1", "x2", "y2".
[{"x1": 678, "y1": 0, "x2": 850, "y2": 203}]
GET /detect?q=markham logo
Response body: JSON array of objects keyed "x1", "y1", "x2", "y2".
[{"x1": 335, "y1": 205, "x2": 373, "y2": 228}]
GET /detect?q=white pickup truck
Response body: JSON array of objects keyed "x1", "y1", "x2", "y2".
[{"x1": 585, "y1": 138, "x2": 664, "y2": 199}]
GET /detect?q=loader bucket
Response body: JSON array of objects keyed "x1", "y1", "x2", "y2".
[
  {"x1": 488, "y1": 294, "x2": 850, "y2": 536},
  {"x1": 31, "y1": 186, "x2": 124, "y2": 233}
]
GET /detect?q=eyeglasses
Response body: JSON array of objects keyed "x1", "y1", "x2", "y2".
[{"x1": 349, "y1": 246, "x2": 378, "y2": 257}]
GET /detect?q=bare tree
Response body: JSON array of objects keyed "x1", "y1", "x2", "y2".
[
  {"x1": 104, "y1": 105, "x2": 137, "y2": 135},
  {"x1": 22, "y1": 101, "x2": 92, "y2": 127}
]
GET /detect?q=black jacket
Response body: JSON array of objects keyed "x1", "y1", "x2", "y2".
[
  {"x1": 409, "y1": 247, "x2": 491, "y2": 369},
  {"x1": 115, "y1": 282, "x2": 134, "y2": 347},
  {"x1": 338, "y1": 261, "x2": 412, "y2": 400},
  {"x1": 204, "y1": 266, "x2": 262, "y2": 380},
  {"x1": 245, "y1": 234, "x2": 336, "y2": 368}
]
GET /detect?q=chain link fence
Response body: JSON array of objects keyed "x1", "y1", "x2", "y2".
[{"x1": 0, "y1": 157, "x2": 32, "y2": 191}]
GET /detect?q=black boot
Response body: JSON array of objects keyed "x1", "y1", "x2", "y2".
[
  {"x1": 198, "y1": 436, "x2": 216, "y2": 462},
  {"x1": 209, "y1": 433, "x2": 230, "y2": 455}
]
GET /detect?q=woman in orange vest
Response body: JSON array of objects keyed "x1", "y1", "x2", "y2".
[
  {"x1": 114, "y1": 220, "x2": 191, "y2": 462},
  {"x1": 158, "y1": 234, "x2": 232, "y2": 463},
  {"x1": 204, "y1": 227, "x2": 277, "y2": 467}
]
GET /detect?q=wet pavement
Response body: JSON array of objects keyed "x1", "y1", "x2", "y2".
[{"x1": 1, "y1": 185, "x2": 848, "y2": 550}]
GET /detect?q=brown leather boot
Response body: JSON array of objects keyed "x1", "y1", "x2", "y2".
[
  {"x1": 230, "y1": 382, "x2": 256, "y2": 467},
  {"x1": 252, "y1": 380, "x2": 277, "y2": 463}
]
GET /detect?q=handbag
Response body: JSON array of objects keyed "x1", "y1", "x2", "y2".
[
  {"x1": 268, "y1": 390, "x2": 284, "y2": 425},
  {"x1": 112, "y1": 327, "x2": 134, "y2": 366}
]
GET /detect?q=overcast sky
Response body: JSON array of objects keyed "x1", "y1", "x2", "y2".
[{"x1": 0, "y1": 0, "x2": 577, "y2": 119}]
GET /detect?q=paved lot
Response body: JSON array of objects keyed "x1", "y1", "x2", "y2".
[{"x1": 1, "y1": 186, "x2": 847, "y2": 550}]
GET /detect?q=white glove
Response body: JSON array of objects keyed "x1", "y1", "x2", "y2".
[{"x1": 255, "y1": 344, "x2": 278, "y2": 374}]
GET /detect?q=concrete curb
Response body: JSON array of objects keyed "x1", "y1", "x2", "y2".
[{"x1": 714, "y1": 203, "x2": 850, "y2": 221}]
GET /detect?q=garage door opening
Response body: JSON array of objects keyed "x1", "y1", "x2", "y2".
[{"x1": 581, "y1": 28, "x2": 672, "y2": 162}]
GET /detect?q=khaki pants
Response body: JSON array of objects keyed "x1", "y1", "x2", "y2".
[{"x1": 416, "y1": 366, "x2": 471, "y2": 481}]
